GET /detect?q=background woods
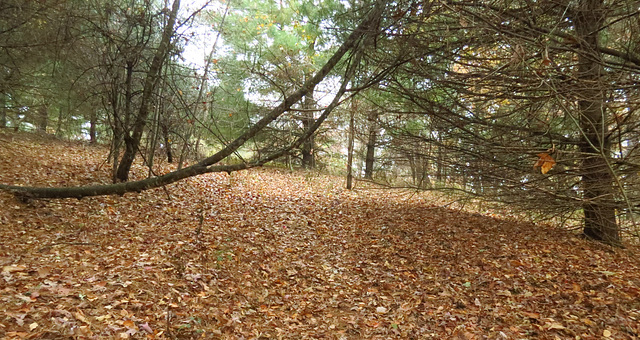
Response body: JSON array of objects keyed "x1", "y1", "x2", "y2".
[{"x1": 2, "y1": 0, "x2": 640, "y2": 244}]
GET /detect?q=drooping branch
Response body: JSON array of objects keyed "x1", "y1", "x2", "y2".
[{"x1": 0, "y1": 2, "x2": 384, "y2": 200}]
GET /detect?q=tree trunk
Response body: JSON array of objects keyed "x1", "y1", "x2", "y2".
[
  {"x1": 36, "y1": 105, "x2": 48, "y2": 132},
  {"x1": 177, "y1": 135, "x2": 190, "y2": 170},
  {"x1": 146, "y1": 105, "x2": 161, "y2": 176},
  {"x1": 417, "y1": 156, "x2": 430, "y2": 189},
  {"x1": 0, "y1": 94, "x2": 7, "y2": 128},
  {"x1": 113, "y1": 60, "x2": 134, "y2": 180},
  {"x1": 89, "y1": 111, "x2": 97, "y2": 144},
  {"x1": 301, "y1": 86, "x2": 316, "y2": 169},
  {"x1": 364, "y1": 110, "x2": 378, "y2": 179},
  {"x1": 436, "y1": 135, "x2": 443, "y2": 183},
  {"x1": 115, "y1": 0, "x2": 180, "y2": 182},
  {"x1": 162, "y1": 123, "x2": 173, "y2": 163},
  {"x1": 346, "y1": 102, "x2": 356, "y2": 189},
  {"x1": 574, "y1": 0, "x2": 620, "y2": 245}
]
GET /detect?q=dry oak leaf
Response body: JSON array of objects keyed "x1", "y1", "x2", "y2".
[
  {"x1": 534, "y1": 152, "x2": 555, "y2": 174},
  {"x1": 2, "y1": 264, "x2": 27, "y2": 273}
]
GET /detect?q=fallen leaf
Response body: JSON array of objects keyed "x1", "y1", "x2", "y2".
[
  {"x1": 74, "y1": 311, "x2": 90, "y2": 324},
  {"x1": 139, "y1": 322, "x2": 153, "y2": 333},
  {"x1": 546, "y1": 322, "x2": 565, "y2": 330},
  {"x1": 2, "y1": 265, "x2": 26, "y2": 273},
  {"x1": 533, "y1": 152, "x2": 555, "y2": 174}
]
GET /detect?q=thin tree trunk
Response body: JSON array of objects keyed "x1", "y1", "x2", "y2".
[
  {"x1": 55, "y1": 106, "x2": 64, "y2": 137},
  {"x1": 178, "y1": 3, "x2": 229, "y2": 170},
  {"x1": 113, "y1": 60, "x2": 134, "y2": 180},
  {"x1": 115, "y1": 0, "x2": 180, "y2": 182},
  {"x1": 0, "y1": 93, "x2": 7, "y2": 128},
  {"x1": 36, "y1": 105, "x2": 48, "y2": 133},
  {"x1": 301, "y1": 86, "x2": 316, "y2": 169},
  {"x1": 346, "y1": 101, "x2": 356, "y2": 189},
  {"x1": 111, "y1": 132, "x2": 122, "y2": 182},
  {"x1": 364, "y1": 110, "x2": 377, "y2": 179},
  {"x1": 89, "y1": 111, "x2": 97, "y2": 144},
  {"x1": 147, "y1": 104, "x2": 162, "y2": 176},
  {"x1": 575, "y1": 0, "x2": 620, "y2": 245},
  {"x1": 108, "y1": 85, "x2": 123, "y2": 182},
  {"x1": 436, "y1": 135, "x2": 443, "y2": 183},
  {"x1": 177, "y1": 137, "x2": 189, "y2": 169},
  {"x1": 162, "y1": 123, "x2": 173, "y2": 163}
]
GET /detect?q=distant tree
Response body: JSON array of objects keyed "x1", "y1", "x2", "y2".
[{"x1": 218, "y1": 0, "x2": 351, "y2": 169}]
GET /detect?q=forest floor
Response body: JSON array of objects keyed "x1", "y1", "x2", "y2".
[{"x1": 0, "y1": 130, "x2": 639, "y2": 340}]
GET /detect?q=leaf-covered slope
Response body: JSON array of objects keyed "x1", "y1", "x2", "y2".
[{"x1": 0, "y1": 131, "x2": 639, "y2": 339}]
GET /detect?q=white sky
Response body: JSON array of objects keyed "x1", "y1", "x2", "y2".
[{"x1": 180, "y1": 0, "x2": 223, "y2": 69}]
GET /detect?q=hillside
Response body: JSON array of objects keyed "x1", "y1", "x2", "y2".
[{"x1": 0, "y1": 131, "x2": 639, "y2": 339}]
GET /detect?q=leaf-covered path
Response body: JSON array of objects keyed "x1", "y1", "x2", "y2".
[{"x1": 1, "y1": 131, "x2": 639, "y2": 339}]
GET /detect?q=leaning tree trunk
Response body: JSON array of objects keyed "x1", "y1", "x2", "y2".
[
  {"x1": 575, "y1": 0, "x2": 620, "y2": 245},
  {"x1": 115, "y1": 0, "x2": 180, "y2": 182}
]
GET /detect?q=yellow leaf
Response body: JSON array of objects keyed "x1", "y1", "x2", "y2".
[
  {"x1": 533, "y1": 152, "x2": 555, "y2": 174},
  {"x1": 29, "y1": 322, "x2": 38, "y2": 331},
  {"x1": 546, "y1": 322, "x2": 565, "y2": 330},
  {"x1": 2, "y1": 265, "x2": 26, "y2": 273},
  {"x1": 74, "y1": 311, "x2": 90, "y2": 324},
  {"x1": 603, "y1": 329, "x2": 612, "y2": 337}
]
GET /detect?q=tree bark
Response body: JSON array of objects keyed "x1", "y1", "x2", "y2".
[
  {"x1": 574, "y1": 0, "x2": 620, "y2": 245},
  {"x1": 115, "y1": 0, "x2": 180, "y2": 182},
  {"x1": 146, "y1": 105, "x2": 161, "y2": 176},
  {"x1": 346, "y1": 102, "x2": 356, "y2": 189},
  {"x1": 162, "y1": 123, "x2": 173, "y2": 163},
  {"x1": 364, "y1": 110, "x2": 378, "y2": 179},
  {"x1": 0, "y1": 93, "x2": 7, "y2": 128},
  {"x1": 36, "y1": 105, "x2": 48, "y2": 132},
  {"x1": 89, "y1": 111, "x2": 97, "y2": 144},
  {"x1": 301, "y1": 86, "x2": 316, "y2": 169}
]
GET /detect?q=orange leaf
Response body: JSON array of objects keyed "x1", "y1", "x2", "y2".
[{"x1": 534, "y1": 153, "x2": 555, "y2": 174}]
